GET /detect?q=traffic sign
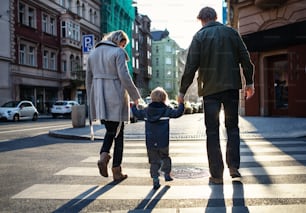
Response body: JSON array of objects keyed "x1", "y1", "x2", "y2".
[{"x1": 82, "y1": 35, "x2": 94, "y2": 53}]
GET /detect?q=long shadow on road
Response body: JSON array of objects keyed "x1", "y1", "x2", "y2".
[{"x1": 0, "y1": 134, "x2": 98, "y2": 153}]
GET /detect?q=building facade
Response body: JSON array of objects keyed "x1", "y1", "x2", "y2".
[
  {"x1": 150, "y1": 30, "x2": 182, "y2": 99},
  {"x1": 1, "y1": 0, "x2": 100, "y2": 113},
  {"x1": 132, "y1": 10, "x2": 152, "y2": 97},
  {"x1": 229, "y1": 0, "x2": 306, "y2": 117},
  {"x1": 100, "y1": 0, "x2": 135, "y2": 74},
  {"x1": 0, "y1": 0, "x2": 12, "y2": 105}
]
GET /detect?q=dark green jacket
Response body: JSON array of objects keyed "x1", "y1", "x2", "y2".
[{"x1": 180, "y1": 21, "x2": 254, "y2": 97}]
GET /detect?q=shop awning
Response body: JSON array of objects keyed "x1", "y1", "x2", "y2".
[{"x1": 242, "y1": 20, "x2": 306, "y2": 52}]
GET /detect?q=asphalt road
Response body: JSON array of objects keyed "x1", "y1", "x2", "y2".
[{"x1": 0, "y1": 116, "x2": 306, "y2": 212}]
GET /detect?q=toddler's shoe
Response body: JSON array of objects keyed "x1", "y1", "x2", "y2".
[
  {"x1": 164, "y1": 174, "x2": 173, "y2": 182},
  {"x1": 153, "y1": 177, "x2": 160, "y2": 190}
]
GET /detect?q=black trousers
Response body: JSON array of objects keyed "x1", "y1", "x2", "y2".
[
  {"x1": 100, "y1": 121, "x2": 124, "y2": 168},
  {"x1": 203, "y1": 89, "x2": 240, "y2": 178}
]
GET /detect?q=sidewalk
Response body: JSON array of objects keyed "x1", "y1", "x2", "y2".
[{"x1": 48, "y1": 114, "x2": 306, "y2": 140}]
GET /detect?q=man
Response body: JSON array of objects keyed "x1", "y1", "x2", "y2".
[{"x1": 178, "y1": 7, "x2": 255, "y2": 184}]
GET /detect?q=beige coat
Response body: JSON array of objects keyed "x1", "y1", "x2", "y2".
[{"x1": 86, "y1": 40, "x2": 141, "y2": 122}]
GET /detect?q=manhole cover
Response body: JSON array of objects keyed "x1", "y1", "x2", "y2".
[{"x1": 172, "y1": 167, "x2": 209, "y2": 179}]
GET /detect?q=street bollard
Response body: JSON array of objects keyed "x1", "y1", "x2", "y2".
[{"x1": 71, "y1": 105, "x2": 86, "y2": 128}]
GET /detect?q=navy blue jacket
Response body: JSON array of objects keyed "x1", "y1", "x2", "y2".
[{"x1": 132, "y1": 102, "x2": 184, "y2": 149}]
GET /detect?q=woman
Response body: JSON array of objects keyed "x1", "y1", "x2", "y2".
[{"x1": 86, "y1": 30, "x2": 141, "y2": 181}]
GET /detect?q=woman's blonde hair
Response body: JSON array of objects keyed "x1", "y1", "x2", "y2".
[
  {"x1": 103, "y1": 30, "x2": 130, "y2": 46},
  {"x1": 150, "y1": 87, "x2": 168, "y2": 103}
]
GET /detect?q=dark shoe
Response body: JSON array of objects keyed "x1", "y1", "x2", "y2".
[
  {"x1": 112, "y1": 166, "x2": 128, "y2": 181},
  {"x1": 164, "y1": 174, "x2": 173, "y2": 182},
  {"x1": 209, "y1": 177, "x2": 223, "y2": 184},
  {"x1": 153, "y1": 178, "x2": 160, "y2": 190},
  {"x1": 97, "y1": 152, "x2": 111, "y2": 177},
  {"x1": 229, "y1": 168, "x2": 241, "y2": 178}
]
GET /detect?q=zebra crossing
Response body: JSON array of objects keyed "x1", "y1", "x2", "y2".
[{"x1": 12, "y1": 138, "x2": 306, "y2": 212}]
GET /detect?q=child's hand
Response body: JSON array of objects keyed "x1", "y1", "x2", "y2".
[
  {"x1": 134, "y1": 99, "x2": 139, "y2": 106},
  {"x1": 177, "y1": 94, "x2": 184, "y2": 104}
]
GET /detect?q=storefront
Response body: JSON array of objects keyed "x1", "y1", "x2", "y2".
[{"x1": 243, "y1": 21, "x2": 306, "y2": 117}]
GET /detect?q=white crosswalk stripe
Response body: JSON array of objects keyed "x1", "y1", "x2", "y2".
[{"x1": 11, "y1": 139, "x2": 306, "y2": 212}]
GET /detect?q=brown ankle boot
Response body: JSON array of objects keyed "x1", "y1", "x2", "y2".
[
  {"x1": 112, "y1": 166, "x2": 127, "y2": 181},
  {"x1": 97, "y1": 152, "x2": 111, "y2": 177}
]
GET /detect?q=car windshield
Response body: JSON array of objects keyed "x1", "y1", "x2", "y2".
[
  {"x1": 1, "y1": 101, "x2": 20, "y2": 107},
  {"x1": 54, "y1": 102, "x2": 67, "y2": 106}
]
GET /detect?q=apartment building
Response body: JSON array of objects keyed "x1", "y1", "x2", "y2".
[
  {"x1": 132, "y1": 9, "x2": 152, "y2": 97},
  {"x1": 100, "y1": 0, "x2": 135, "y2": 74},
  {"x1": 0, "y1": 0, "x2": 12, "y2": 105},
  {"x1": 150, "y1": 29, "x2": 182, "y2": 99},
  {"x1": 3, "y1": 0, "x2": 100, "y2": 113}
]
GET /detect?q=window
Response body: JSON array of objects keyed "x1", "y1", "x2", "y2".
[
  {"x1": 50, "y1": 52, "x2": 56, "y2": 70},
  {"x1": 62, "y1": 60, "x2": 67, "y2": 72},
  {"x1": 43, "y1": 50, "x2": 49, "y2": 69},
  {"x1": 61, "y1": 22, "x2": 66, "y2": 37},
  {"x1": 94, "y1": 11, "x2": 97, "y2": 25},
  {"x1": 82, "y1": 4, "x2": 85, "y2": 19},
  {"x1": 148, "y1": 66, "x2": 152, "y2": 76},
  {"x1": 165, "y1": 45, "x2": 171, "y2": 52},
  {"x1": 50, "y1": 18, "x2": 55, "y2": 35},
  {"x1": 18, "y1": 2, "x2": 36, "y2": 28},
  {"x1": 165, "y1": 81, "x2": 172, "y2": 89},
  {"x1": 89, "y1": 9, "x2": 93, "y2": 22},
  {"x1": 28, "y1": 7, "x2": 35, "y2": 27},
  {"x1": 42, "y1": 48, "x2": 57, "y2": 70},
  {"x1": 19, "y1": 43, "x2": 36, "y2": 66},
  {"x1": 77, "y1": 1, "x2": 81, "y2": 16},
  {"x1": 67, "y1": 0, "x2": 72, "y2": 10},
  {"x1": 165, "y1": 57, "x2": 172, "y2": 65},
  {"x1": 60, "y1": 0, "x2": 66, "y2": 7},
  {"x1": 28, "y1": 46, "x2": 35, "y2": 66},
  {"x1": 61, "y1": 20, "x2": 80, "y2": 41},
  {"x1": 42, "y1": 14, "x2": 47, "y2": 32},
  {"x1": 19, "y1": 3, "x2": 25, "y2": 24},
  {"x1": 42, "y1": 14, "x2": 57, "y2": 36},
  {"x1": 19, "y1": 44, "x2": 26, "y2": 64}
]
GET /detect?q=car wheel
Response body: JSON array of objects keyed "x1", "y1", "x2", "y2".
[
  {"x1": 13, "y1": 114, "x2": 19, "y2": 122},
  {"x1": 52, "y1": 113, "x2": 57, "y2": 118},
  {"x1": 32, "y1": 113, "x2": 38, "y2": 121}
]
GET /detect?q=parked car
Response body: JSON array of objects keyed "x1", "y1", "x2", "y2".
[
  {"x1": 169, "y1": 99, "x2": 179, "y2": 109},
  {"x1": 184, "y1": 101, "x2": 193, "y2": 114},
  {"x1": 51, "y1": 100, "x2": 79, "y2": 118},
  {"x1": 0, "y1": 100, "x2": 39, "y2": 121}
]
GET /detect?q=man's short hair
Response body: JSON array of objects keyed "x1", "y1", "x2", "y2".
[{"x1": 197, "y1": 7, "x2": 217, "y2": 22}]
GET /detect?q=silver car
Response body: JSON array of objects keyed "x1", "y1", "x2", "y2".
[
  {"x1": 0, "y1": 100, "x2": 39, "y2": 121},
  {"x1": 51, "y1": 100, "x2": 79, "y2": 118}
]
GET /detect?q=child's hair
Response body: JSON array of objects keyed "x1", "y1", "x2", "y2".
[{"x1": 150, "y1": 87, "x2": 168, "y2": 103}]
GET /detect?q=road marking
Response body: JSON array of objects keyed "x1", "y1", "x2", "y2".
[
  {"x1": 81, "y1": 154, "x2": 306, "y2": 163},
  {"x1": 124, "y1": 146, "x2": 305, "y2": 154},
  {"x1": 98, "y1": 205, "x2": 306, "y2": 213},
  {"x1": 12, "y1": 184, "x2": 306, "y2": 200},
  {"x1": 54, "y1": 165, "x2": 306, "y2": 177}
]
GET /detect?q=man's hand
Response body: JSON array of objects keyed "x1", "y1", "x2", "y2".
[{"x1": 245, "y1": 84, "x2": 255, "y2": 100}]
